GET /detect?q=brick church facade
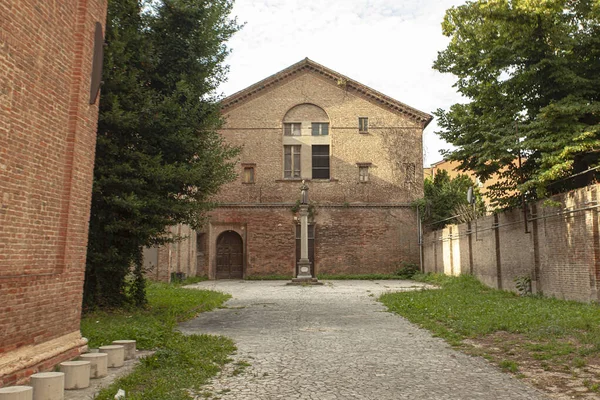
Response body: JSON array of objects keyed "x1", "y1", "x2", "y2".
[
  {"x1": 146, "y1": 59, "x2": 432, "y2": 281},
  {"x1": 0, "y1": 0, "x2": 107, "y2": 386}
]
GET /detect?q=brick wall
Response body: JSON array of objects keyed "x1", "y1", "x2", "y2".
[
  {"x1": 216, "y1": 71, "x2": 424, "y2": 205},
  {"x1": 151, "y1": 205, "x2": 419, "y2": 281},
  {"x1": 0, "y1": 0, "x2": 107, "y2": 386},
  {"x1": 314, "y1": 206, "x2": 418, "y2": 275},
  {"x1": 422, "y1": 184, "x2": 600, "y2": 302}
]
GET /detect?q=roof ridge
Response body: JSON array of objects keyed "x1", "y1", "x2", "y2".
[{"x1": 221, "y1": 58, "x2": 433, "y2": 127}]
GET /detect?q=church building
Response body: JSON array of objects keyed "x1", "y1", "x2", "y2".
[{"x1": 146, "y1": 58, "x2": 432, "y2": 280}]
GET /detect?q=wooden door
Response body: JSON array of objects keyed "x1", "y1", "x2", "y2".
[{"x1": 216, "y1": 231, "x2": 243, "y2": 279}]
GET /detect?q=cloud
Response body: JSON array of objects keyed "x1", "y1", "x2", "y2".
[{"x1": 219, "y1": 0, "x2": 466, "y2": 165}]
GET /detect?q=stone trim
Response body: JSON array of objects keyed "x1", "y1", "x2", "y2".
[{"x1": 0, "y1": 331, "x2": 87, "y2": 385}]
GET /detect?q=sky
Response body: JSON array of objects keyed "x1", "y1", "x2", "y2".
[{"x1": 217, "y1": 0, "x2": 467, "y2": 166}]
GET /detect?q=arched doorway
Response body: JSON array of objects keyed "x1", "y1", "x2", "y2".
[{"x1": 216, "y1": 231, "x2": 243, "y2": 279}]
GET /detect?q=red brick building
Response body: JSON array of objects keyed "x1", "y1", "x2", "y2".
[
  {"x1": 0, "y1": 0, "x2": 107, "y2": 386},
  {"x1": 147, "y1": 59, "x2": 432, "y2": 280}
]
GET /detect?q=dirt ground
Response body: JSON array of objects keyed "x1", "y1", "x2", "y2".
[{"x1": 463, "y1": 332, "x2": 600, "y2": 399}]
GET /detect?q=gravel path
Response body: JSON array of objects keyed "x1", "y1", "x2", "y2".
[{"x1": 180, "y1": 280, "x2": 548, "y2": 400}]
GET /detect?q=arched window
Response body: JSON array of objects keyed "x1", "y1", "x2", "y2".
[{"x1": 282, "y1": 104, "x2": 331, "y2": 180}]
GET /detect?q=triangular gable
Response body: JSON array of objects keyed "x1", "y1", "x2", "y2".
[{"x1": 221, "y1": 58, "x2": 433, "y2": 128}]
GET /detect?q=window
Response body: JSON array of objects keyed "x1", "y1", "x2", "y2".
[
  {"x1": 311, "y1": 122, "x2": 329, "y2": 136},
  {"x1": 359, "y1": 166, "x2": 369, "y2": 182},
  {"x1": 312, "y1": 145, "x2": 330, "y2": 179},
  {"x1": 357, "y1": 162, "x2": 371, "y2": 182},
  {"x1": 405, "y1": 163, "x2": 415, "y2": 183},
  {"x1": 284, "y1": 145, "x2": 301, "y2": 178},
  {"x1": 359, "y1": 117, "x2": 368, "y2": 133},
  {"x1": 242, "y1": 166, "x2": 255, "y2": 184},
  {"x1": 284, "y1": 123, "x2": 301, "y2": 136}
]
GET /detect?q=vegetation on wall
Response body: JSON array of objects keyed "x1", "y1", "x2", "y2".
[
  {"x1": 434, "y1": 0, "x2": 600, "y2": 208},
  {"x1": 414, "y1": 170, "x2": 485, "y2": 229},
  {"x1": 84, "y1": 0, "x2": 240, "y2": 309}
]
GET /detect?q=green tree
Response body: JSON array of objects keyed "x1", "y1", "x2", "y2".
[
  {"x1": 434, "y1": 0, "x2": 600, "y2": 207},
  {"x1": 84, "y1": 0, "x2": 240, "y2": 308},
  {"x1": 414, "y1": 170, "x2": 486, "y2": 230}
]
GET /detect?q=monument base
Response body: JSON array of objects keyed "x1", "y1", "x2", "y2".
[{"x1": 287, "y1": 277, "x2": 324, "y2": 286}]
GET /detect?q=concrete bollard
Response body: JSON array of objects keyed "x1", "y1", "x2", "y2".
[
  {"x1": 79, "y1": 353, "x2": 108, "y2": 378},
  {"x1": 30, "y1": 372, "x2": 64, "y2": 400},
  {"x1": 59, "y1": 361, "x2": 90, "y2": 390},
  {"x1": 98, "y1": 345, "x2": 125, "y2": 368},
  {"x1": 0, "y1": 386, "x2": 33, "y2": 400},
  {"x1": 111, "y1": 340, "x2": 136, "y2": 360}
]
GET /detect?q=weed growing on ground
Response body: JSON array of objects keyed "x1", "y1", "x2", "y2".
[
  {"x1": 500, "y1": 360, "x2": 519, "y2": 373},
  {"x1": 81, "y1": 282, "x2": 234, "y2": 400},
  {"x1": 231, "y1": 360, "x2": 251, "y2": 376}
]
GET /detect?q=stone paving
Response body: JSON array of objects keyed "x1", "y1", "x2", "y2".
[{"x1": 180, "y1": 280, "x2": 549, "y2": 400}]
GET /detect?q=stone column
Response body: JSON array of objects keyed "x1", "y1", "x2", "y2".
[{"x1": 297, "y1": 204, "x2": 312, "y2": 279}]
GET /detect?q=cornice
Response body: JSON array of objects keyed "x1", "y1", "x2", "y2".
[{"x1": 220, "y1": 58, "x2": 433, "y2": 128}]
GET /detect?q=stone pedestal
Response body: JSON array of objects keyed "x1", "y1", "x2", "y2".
[
  {"x1": 111, "y1": 340, "x2": 136, "y2": 360},
  {"x1": 0, "y1": 386, "x2": 33, "y2": 400},
  {"x1": 98, "y1": 345, "x2": 124, "y2": 368},
  {"x1": 59, "y1": 361, "x2": 90, "y2": 390},
  {"x1": 289, "y1": 201, "x2": 322, "y2": 285},
  {"x1": 79, "y1": 353, "x2": 108, "y2": 378},
  {"x1": 30, "y1": 372, "x2": 64, "y2": 400}
]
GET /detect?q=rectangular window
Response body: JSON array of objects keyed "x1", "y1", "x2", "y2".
[
  {"x1": 284, "y1": 145, "x2": 301, "y2": 178},
  {"x1": 311, "y1": 122, "x2": 329, "y2": 136},
  {"x1": 359, "y1": 166, "x2": 369, "y2": 182},
  {"x1": 312, "y1": 145, "x2": 330, "y2": 179},
  {"x1": 284, "y1": 123, "x2": 301, "y2": 136},
  {"x1": 359, "y1": 117, "x2": 369, "y2": 133},
  {"x1": 242, "y1": 166, "x2": 255, "y2": 183}
]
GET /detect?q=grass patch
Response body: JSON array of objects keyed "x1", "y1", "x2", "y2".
[
  {"x1": 177, "y1": 276, "x2": 209, "y2": 285},
  {"x1": 319, "y1": 263, "x2": 419, "y2": 280},
  {"x1": 81, "y1": 282, "x2": 234, "y2": 400},
  {"x1": 380, "y1": 274, "x2": 600, "y2": 397},
  {"x1": 244, "y1": 264, "x2": 419, "y2": 281},
  {"x1": 317, "y1": 273, "x2": 405, "y2": 280},
  {"x1": 245, "y1": 274, "x2": 293, "y2": 280},
  {"x1": 381, "y1": 274, "x2": 600, "y2": 350}
]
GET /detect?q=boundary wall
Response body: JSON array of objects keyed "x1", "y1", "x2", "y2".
[{"x1": 423, "y1": 184, "x2": 600, "y2": 302}]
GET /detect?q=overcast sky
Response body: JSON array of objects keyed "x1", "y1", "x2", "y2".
[{"x1": 217, "y1": 0, "x2": 467, "y2": 166}]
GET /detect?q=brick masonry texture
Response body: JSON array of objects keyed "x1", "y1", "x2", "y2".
[
  {"x1": 423, "y1": 184, "x2": 600, "y2": 302},
  {"x1": 148, "y1": 60, "x2": 429, "y2": 280},
  {"x1": 0, "y1": 0, "x2": 107, "y2": 386}
]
